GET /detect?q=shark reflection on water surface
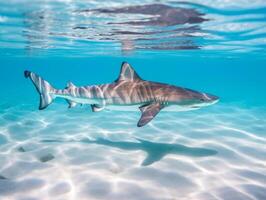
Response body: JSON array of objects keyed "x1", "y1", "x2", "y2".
[
  {"x1": 24, "y1": 3, "x2": 207, "y2": 53},
  {"x1": 78, "y1": 3, "x2": 207, "y2": 52},
  {"x1": 80, "y1": 3, "x2": 207, "y2": 26}
]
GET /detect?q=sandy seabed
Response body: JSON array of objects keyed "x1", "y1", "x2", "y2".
[{"x1": 0, "y1": 103, "x2": 265, "y2": 200}]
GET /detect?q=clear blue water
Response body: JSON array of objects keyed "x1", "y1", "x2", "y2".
[{"x1": 0, "y1": 1, "x2": 266, "y2": 200}]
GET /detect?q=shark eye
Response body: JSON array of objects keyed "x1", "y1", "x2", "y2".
[{"x1": 200, "y1": 98, "x2": 205, "y2": 102}]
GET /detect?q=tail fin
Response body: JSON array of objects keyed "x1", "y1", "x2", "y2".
[{"x1": 24, "y1": 70, "x2": 55, "y2": 110}]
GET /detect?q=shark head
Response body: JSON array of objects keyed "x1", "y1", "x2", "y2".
[{"x1": 174, "y1": 88, "x2": 219, "y2": 110}]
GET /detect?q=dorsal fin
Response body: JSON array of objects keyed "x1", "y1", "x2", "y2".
[
  {"x1": 65, "y1": 81, "x2": 76, "y2": 89},
  {"x1": 115, "y1": 62, "x2": 142, "y2": 82}
]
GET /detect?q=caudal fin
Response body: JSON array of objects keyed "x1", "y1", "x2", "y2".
[{"x1": 24, "y1": 71, "x2": 55, "y2": 110}]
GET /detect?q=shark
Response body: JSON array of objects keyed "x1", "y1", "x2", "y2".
[{"x1": 24, "y1": 62, "x2": 219, "y2": 127}]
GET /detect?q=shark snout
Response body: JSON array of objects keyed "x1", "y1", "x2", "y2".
[{"x1": 203, "y1": 93, "x2": 219, "y2": 102}]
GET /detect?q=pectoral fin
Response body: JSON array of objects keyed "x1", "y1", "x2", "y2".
[{"x1": 137, "y1": 102, "x2": 164, "y2": 127}]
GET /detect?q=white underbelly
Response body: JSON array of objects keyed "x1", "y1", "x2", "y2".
[
  {"x1": 55, "y1": 95, "x2": 199, "y2": 112},
  {"x1": 56, "y1": 95, "x2": 98, "y2": 104}
]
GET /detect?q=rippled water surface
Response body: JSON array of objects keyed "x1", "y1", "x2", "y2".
[
  {"x1": 0, "y1": 0, "x2": 266, "y2": 200},
  {"x1": 1, "y1": 0, "x2": 266, "y2": 56}
]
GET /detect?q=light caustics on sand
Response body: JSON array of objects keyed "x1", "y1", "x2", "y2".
[{"x1": 0, "y1": 103, "x2": 265, "y2": 200}]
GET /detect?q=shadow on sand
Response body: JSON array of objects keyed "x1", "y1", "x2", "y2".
[{"x1": 42, "y1": 138, "x2": 217, "y2": 166}]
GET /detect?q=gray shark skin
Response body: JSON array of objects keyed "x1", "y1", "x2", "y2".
[
  {"x1": 42, "y1": 138, "x2": 217, "y2": 166},
  {"x1": 24, "y1": 62, "x2": 219, "y2": 127},
  {"x1": 81, "y1": 4, "x2": 207, "y2": 26}
]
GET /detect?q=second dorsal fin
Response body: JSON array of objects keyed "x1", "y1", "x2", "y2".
[
  {"x1": 115, "y1": 62, "x2": 142, "y2": 82},
  {"x1": 67, "y1": 82, "x2": 75, "y2": 88}
]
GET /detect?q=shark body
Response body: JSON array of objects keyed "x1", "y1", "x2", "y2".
[{"x1": 24, "y1": 62, "x2": 219, "y2": 127}]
